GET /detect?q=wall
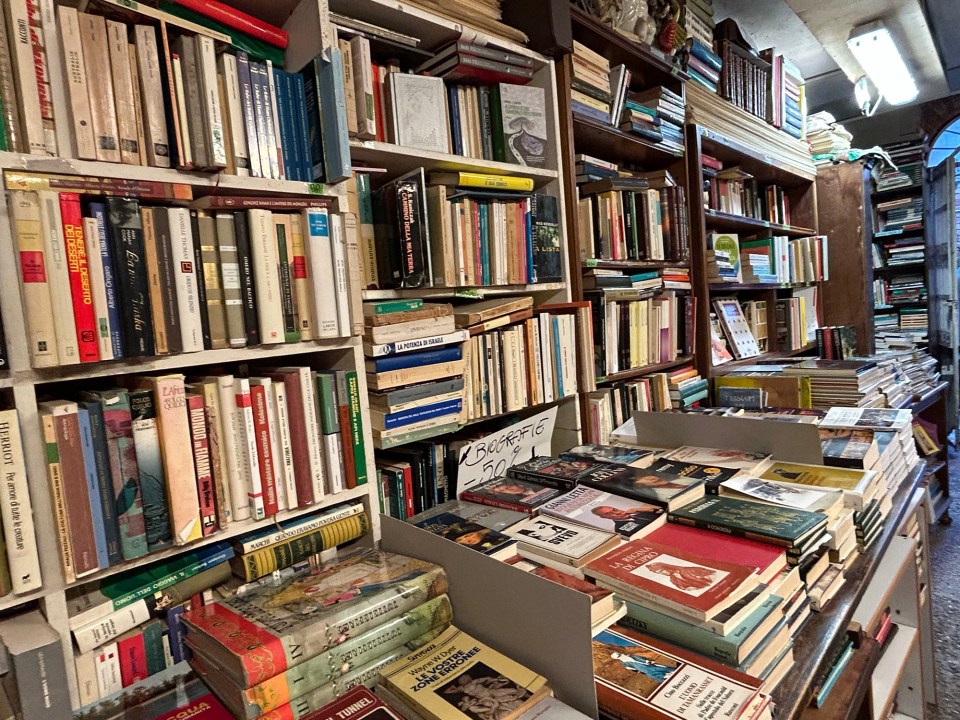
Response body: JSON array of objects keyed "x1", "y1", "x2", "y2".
[{"x1": 843, "y1": 106, "x2": 922, "y2": 148}]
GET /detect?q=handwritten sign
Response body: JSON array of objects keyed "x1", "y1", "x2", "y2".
[{"x1": 456, "y1": 407, "x2": 557, "y2": 491}]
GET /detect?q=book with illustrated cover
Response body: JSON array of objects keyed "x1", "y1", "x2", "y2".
[
  {"x1": 720, "y1": 476, "x2": 843, "y2": 518},
  {"x1": 506, "y1": 515, "x2": 620, "y2": 568},
  {"x1": 584, "y1": 538, "x2": 759, "y2": 622},
  {"x1": 491, "y1": 83, "x2": 547, "y2": 168},
  {"x1": 714, "y1": 299, "x2": 760, "y2": 360},
  {"x1": 819, "y1": 407, "x2": 912, "y2": 431},
  {"x1": 664, "y1": 447, "x2": 770, "y2": 472},
  {"x1": 379, "y1": 626, "x2": 550, "y2": 720},
  {"x1": 506, "y1": 456, "x2": 599, "y2": 491},
  {"x1": 181, "y1": 549, "x2": 449, "y2": 687},
  {"x1": 756, "y1": 462, "x2": 878, "y2": 511},
  {"x1": 593, "y1": 625, "x2": 762, "y2": 720},
  {"x1": 505, "y1": 556, "x2": 617, "y2": 625},
  {"x1": 414, "y1": 513, "x2": 517, "y2": 559},
  {"x1": 293, "y1": 686, "x2": 403, "y2": 720},
  {"x1": 576, "y1": 463, "x2": 705, "y2": 510},
  {"x1": 560, "y1": 444, "x2": 661, "y2": 467},
  {"x1": 410, "y1": 500, "x2": 526, "y2": 532},
  {"x1": 539, "y1": 486, "x2": 665, "y2": 538},
  {"x1": 645, "y1": 458, "x2": 741, "y2": 494},
  {"x1": 459, "y1": 476, "x2": 563, "y2": 514},
  {"x1": 819, "y1": 428, "x2": 879, "y2": 469}
]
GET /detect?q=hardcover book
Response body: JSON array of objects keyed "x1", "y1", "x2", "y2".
[
  {"x1": 459, "y1": 476, "x2": 564, "y2": 514},
  {"x1": 373, "y1": 170, "x2": 431, "y2": 289},
  {"x1": 181, "y1": 549, "x2": 448, "y2": 686},
  {"x1": 379, "y1": 626, "x2": 549, "y2": 720},
  {"x1": 388, "y1": 74, "x2": 449, "y2": 153},
  {"x1": 577, "y1": 463, "x2": 705, "y2": 510},
  {"x1": 584, "y1": 538, "x2": 759, "y2": 621},
  {"x1": 593, "y1": 626, "x2": 762, "y2": 720},
  {"x1": 540, "y1": 486, "x2": 666, "y2": 538}
]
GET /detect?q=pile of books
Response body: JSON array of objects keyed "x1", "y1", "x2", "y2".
[
  {"x1": 806, "y1": 113, "x2": 853, "y2": 164},
  {"x1": 876, "y1": 196, "x2": 924, "y2": 233},
  {"x1": 11, "y1": 188, "x2": 353, "y2": 369},
  {"x1": 761, "y1": 51, "x2": 807, "y2": 140},
  {"x1": 183, "y1": 549, "x2": 454, "y2": 718},
  {"x1": 570, "y1": 41, "x2": 617, "y2": 124},
  {"x1": 364, "y1": 302, "x2": 465, "y2": 449},
  {"x1": 874, "y1": 274, "x2": 927, "y2": 308},
  {"x1": 576, "y1": 172, "x2": 691, "y2": 263},
  {"x1": 877, "y1": 236, "x2": 925, "y2": 266},
  {"x1": 627, "y1": 86, "x2": 686, "y2": 153},
  {"x1": 40, "y1": 365, "x2": 367, "y2": 582},
  {"x1": 683, "y1": 0, "x2": 716, "y2": 47},
  {"x1": 458, "y1": 298, "x2": 581, "y2": 422},
  {"x1": 782, "y1": 359, "x2": 888, "y2": 408},
  {"x1": 683, "y1": 38, "x2": 723, "y2": 93},
  {"x1": 876, "y1": 140, "x2": 924, "y2": 191},
  {"x1": 357, "y1": 169, "x2": 561, "y2": 291}
]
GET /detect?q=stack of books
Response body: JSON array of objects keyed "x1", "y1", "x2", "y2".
[
  {"x1": 879, "y1": 237, "x2": 924, "y2": 265},
  {"x1": 876, "y1": 196, "x2": 924, "y2": 233},
  {"x1": 707, "y1": 232, "x2": 742, "y2": 282},
  {"x1": 761, "y1": 51, "x2": 807, "y2": 140},
  {"x1": 704, "y1": 172, "x2": 792, "y2": 226},
  {"x1": 39, "y1": 367, "x2": 367, "y2": 582},
  {"x1": 874, "y1": 274, "x2": 927, "y2": 308},
  {"x1": 684, "y1": 0, "x2": 717, "y2": 47},
  {"x1": 11, "y1": 187, "x2": 353, "y2": 368},
  {"x1": 364, "y1": 302, "x2": 465, "y2": 449},
  {"x1": 457, "y1": 298, "x2": 581, "y2": 422},
  {"x1": 821, "y1": 406, "x2": 919, "y2": 480},
  {"x1": 684, "y1": 38, "x2": 723, "y2": 93},
  {"x1": 570, "y1": 41, "x2": 614, "y2": 123},
  {"x1": 876, "y1": 140, "x2": 924, "y2": 191},
  {"x1": 807, "y1": 115, "x2": 853, "y2": 164},
  {"x1": 627, "y1": 87, "x2": 686, "y2": 153},
  {"x1": 183, "y1": 549, "x2": 454, "y2": 718},
  {"x1": 782, "y1": 359, "x2": 887, "y2": 408},
  {"x1": 738, "y1": 235, "x2": 828, "y2": 284}
]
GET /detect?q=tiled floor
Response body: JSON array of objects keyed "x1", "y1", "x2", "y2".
[{"x1": 925, "y1": 448, "x2": 958, "y2": 719}]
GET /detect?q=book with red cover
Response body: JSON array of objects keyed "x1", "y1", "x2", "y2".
[
  {"x1": 459, "y1": 476, "x2": 564, "y2": 514},
  {"x1": 117, "y1": 631, "x2": 148, "y2": 687},
  {"x1": 267, "y1": 370, "x2": 314, "y2": 507},
  {"x1": 506, "y1": 456, "x2": 598, "y2": 491},
  {"x1": 301, "y1": 684, "x2": 402, "y2": 720},
  {"x1": 155, "y1": 692, "x2": 234, "y2": 720},
  {"x1": 186, "y1": 393, "x2": 218, "y2": 535},
  {"x1": 643, "y1": 523, "x2": 787, "y2": 585},
  {"x1": 335, "y1": 371, "x2": 358, "y2": 489},
  {"x1": 584, "y1": 538, "x2": 759, "y2": 622},
  {"x1": 250, "y1": 384, "x2": 279, "y2": 516},
  {"x1": 170, "y1": 0, "x2": 288, "y2": 49},
  {"x1": 59, "y1": 192, "x2": 100, "y2": 362},
  {"x1": 593, "y1": 625, "x2": 762, "y2": 720}
]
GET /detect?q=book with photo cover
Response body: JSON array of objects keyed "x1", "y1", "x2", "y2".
[
  {"x1": 379, "y1": 626, "x2": 550, "y2": 720},
  {"x1": 409, "y1": 500, "x2": 527, "y2": 532},
  {"x1": 585, "y1": 538, "x2": 760, "y2": 622},
  {"x1": 539, "y1": 486, "x2": 666, "y2": 538},
  {"x1": 664, "y1": 447, "x2": 771, "y2": 472},
  {"x1": 414, "y1": 512, "x2": 517, "y2": 559},
  {"x1": 506, "y1": 515, "x2": 620, "y2": 568},
  {"x1": 720, "y1": 476, "x2": 843, "y2": 516},
  {"x1": 644, "y1": 458, "x2": 741, "y2": 495},
  {"x1": 577, "y1": 463, "x2": 706, "y2": 511},
  {"x1": 714, "y1": 299, "x2": 760, "y2": 360},
  {"x1": 459, "y1": 476, "x2": 564, "y2": 514},
  {"x1": 756, "y1": 462, "x2": 878, "y2": 511},
  {"x1": 819, "y1": 407, "x2": 912, "y2": 431},
  {"x1": 506, "y1": 456, "x2": 601, "y2": 491},
  {"x1": 819, "y1": 428, "x2": 879, "y2": 469},
  {"x1": 593, "y1": 625, "x2": 763, "y2": 720},
  {"x1": 560, "y1": 444, "x2": 662, "y2": 467}
]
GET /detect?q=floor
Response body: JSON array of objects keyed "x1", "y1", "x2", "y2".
[{"x1": 926, "y1": 447, "x2": 959, "y2": 719}]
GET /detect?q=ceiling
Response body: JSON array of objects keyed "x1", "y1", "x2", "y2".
[{"x1": 710, "y1": 0, "x2": 954, "y2": 124}]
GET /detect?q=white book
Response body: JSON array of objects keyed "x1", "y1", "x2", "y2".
[
  {"x1": 75, "y1": 650, "x2": 99, "y2": 707},
  {"x1": 322, "y1": 433, "x2": 345, "y2": 495},
  {"x1": 82, "y1": 217, "x2": 113, "y2": 361},
  {"x1": 301, "y1": 207, "x2": 339, "y2": 338},
  {"x1": 218, "y1": 53, "x2": 250, "y2": 177},
  {"x1": 0, "y1": 410, "x2": 42, "y2": 594},
  {"x1": 250, "y1": 377, "x2": 285, "y2": 511},
  {"x1": 247, "y1": 209, "x2": 285, "y2": 343},
  {"x1": 349, "y1": 36, "x2": 375, "y2": 139},
  {"x1": 271, "y1": 380, "x2": 298, "y2": 509},
  {"x1": 530, "y1": 320, "x2": 544, "y2": 405},
  {"x1": 196, "y1": 34, "x2": 227, "y2": 168},
  {"x1": 94, "y1": 642, "x2": 122, "y2": 697},
  {"x1": 38, "y1": 191, "x2": 79, "y2": 365},
  {"x1": 171, "y1": 55, "x2": 193, "y2": 168},
  {"x1": 105, "y1": 19, "x2": 139, "y2": 165},
  {"x1": 4, "y1": 0, "x2": 46, "y2": 154},
  {"x1": 233, "y1": 377, "x2": 265, "y2": 520},
  {"x1": 133, "y1": 24, "x2": 170, "y2": 167},
  {"x1": 265, "y1": 59, "x2": 284, "y2": 178},
  {"x1": 214, "y1": 375, "x2": 250, "y2": 521},
  {"x1": 73, "y1": 602, "x2": 150, "y2": 653},
  {"x1": 167, "y1": 208, "x2": 204, "y2": 351},
  {"x1": 56, "y1": 6, "x2": 96, "y2": 159},
  {"x1": 330, "y1": 213, "x2": 351, "y2": 337},
  {"x1": 538, "y1": 313, "x2": 555, "y2": 403}
]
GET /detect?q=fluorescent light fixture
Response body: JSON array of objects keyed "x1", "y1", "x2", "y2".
[{"x1": 847, "y1": 21, "x2": 918, "y2": 105}]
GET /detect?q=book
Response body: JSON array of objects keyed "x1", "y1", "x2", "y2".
[
  {"x1": 459, "y1": 476, "x2": 564, "y2": 514},
  {"x1": 756, "y1": 462, "x2": 878, "y2": 511},
  {"x1": 507, "y1": 515, "x2": 620, "y2": 568},
  {"x1": 560, "y1": 444, "x2": 660, "y2": 467},
  {"x1": 414, "y1": 513, "x2": 517, "y2": 559},
  {"x1": 182, "y1": 549, "x2": 448, "y2": 686},
  {"x1": 373, "y1": 170, "x2": 431, "y2": 289},
  {"x1": 593, "y1": 625, "x2": 762, "y2": 720},
  {"x1": 379, "y1": 626, "x2": 549, "y2": 720},
  {"x1": 505, "y1": 456, "x2": 597, "y2": 491},
  {"x1": 540, "y1": 486, "x2": 666, "y2": 538},
  {"x1": 491, "y1": 83, "x2": 547, "y2": 168},
  {"x1": 410, "y1": 500, "x2": 526, "y2": 533},
  {"x1": 454, "y1": 297, "x2": 534, "y2": 327},
  {"x1": 388, "y1": 73, "x2": 449, "y2": 153},
  {"x1": 644, "y1": 457, "x2": 742, "y2": 494},
  {"x1": 820, "y1": 407, "x2": 912, "y2": 431},
  {"x1": 585, "y1": 538, "x2": 760, "y2": 622},
  {"x1": 664, "y1": 446, "x2": 770, "y2": 472},
  {"x1": 106, "y1": 197, "x2": 154, "y2": 357},
  {"x1": 576, "y1": 463, "x2": 705, "y2": 510},
  {"x1": 0, "y1": 611, "x2": 71, "y2": 720},
  {"x1": 0, "y1": 411, "x2": 41, "y2": 594},
  {"x1": 128, "y1": 388, "x2": 173, "y2": 551},
  {"x1": 38, "y1": 192, "x2": 80, "y2": 365}
]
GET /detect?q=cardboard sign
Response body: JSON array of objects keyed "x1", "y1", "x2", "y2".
[{"x1": 457, "y1": 407, "x2": 557, "y2": 491}]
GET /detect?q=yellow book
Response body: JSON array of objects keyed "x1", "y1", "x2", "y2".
[
  {"x1": 428, "y1": 172, "x2": 535, "y2": 192},
  {"x1": 380, "y1": 626, "x2": 550, "y2": 720},
  {"x1": 758, "y1": 461, "x2": 878, "y2": 511}
]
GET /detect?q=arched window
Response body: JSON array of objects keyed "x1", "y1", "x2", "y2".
[{"x1": 927, "y1": 116, "x2": 960, "y2": 168}]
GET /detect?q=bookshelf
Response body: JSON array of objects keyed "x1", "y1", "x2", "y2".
[
  {"x1": 684, "y1": 122, "x2": 823, "y2": 379},
  {"x1": 0, "y1": 0, "x2": 385, "y2": 710}
]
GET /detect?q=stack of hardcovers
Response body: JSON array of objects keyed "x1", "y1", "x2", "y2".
[
  {"x1": 877, "y1": 196, "x2": 924, "y2": 233},
  {"x1": 183, "y1": 549, "x2": 453, "y2": 719},
  {"x1": 683, "y1": 38, "x2": 723, "y2": 93},
  {"x1": 11, "y1": 188, "x2": 355, "y2": 369},
  {"x1": 39, "y1": 366, "x2": 367, "y2": 581},
  {"x1": 364, "y1": 302, "x2": 465, "y2": 449}
]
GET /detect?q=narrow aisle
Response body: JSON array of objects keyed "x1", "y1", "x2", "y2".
[{"x1": 927, "y1": 447, "x2": 960, "y2": 719}]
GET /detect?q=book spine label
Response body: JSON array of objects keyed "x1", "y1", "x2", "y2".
[
  {"x1": 78, "y1": 408, "x2": 110, "y2": 569},
  {"x1": 39, "y1": 192, "x2": 80, "y2": 364},
  {"x1": 79, "y1": 12, "x2": 120, "y2": 162},
  {"x1": 216, "y1": 376, "x2": 251, "y2": 522},
  {"x1": 187, "y1": 394, "x2": 217, "y2": 535},
  {"x1": 10, "y1": 190, "x2": 59, "y2": 366},
  {"x1": 105, "y1": 19, "x2": 139, "y2": 164},
  {"x1": 234, "y1": 379, "x2": 265, "y2": 520},
  {"x1": 151, "y1": 376, "x2": 202, "y2": 544},
  {"x1": 106, "y1": 197, "x2": 154, "y2": 357},
  {"x1": 250, "y1": 384, "x2": 279, "y2": 516},
  {"x1": 60, "y1": 193, "x2": 101, "y2": 362},
  {"x1": 57, "y1": 6, "x2": 96, "y2": 159},
  {"x1": 0, "y1": 411, "x2": 42, "y2": 593},
  {"x1": 213, "y1": 214, "x2": 247, "y2": 347},
  {"x1": 129, "y1": 390, "x2": 173, "y2": 551}
]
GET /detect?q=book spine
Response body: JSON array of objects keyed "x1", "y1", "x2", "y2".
[
  {"x1": 77, "y1": 408, "x2": 110, "y2": 570},
  {"x1": 140, "y1": 208, "x2": 169, "y2": 354},
  {"x1": 250, "y1": 61, "x2": 278, "y2": 179},
  {"x1": 56, "y1": 6, "x2": 96, "y2": 159},
  {"x1": 330, "y1": 214, "x2": 351, "y2": 336},
  {"x1": 28, "y1": 0, "x2": 56, "y2": 153},
  {"x1": 232, "y1": 211, "x2": 260, "y2": 345},
  {"x1": 128, "y1": 42, "x2": 148, "y2": 165},
  {"x1": 196, "y1": 35, "x2": 227, "y2": 167},
  {"x1": 299, "y1": 368, "x2": 326, "y2": 501},
  {"x1": 9, "y1": 190, "x2": 59, "y2": 366},
  {"x1": 38, "y1": 192, "x2": 80, "y2": 364},
  {"x1": 458, "y1": 490, "x2": 535, "y2": 514},
  {"x1": 187, "y1": 394, "x2": 217, "y2": 536},
  {"x1": 0, "y1": 6, "x2": 22, "y2": 152},
  {"x1": 665, "y1": 514, "x2": 794, "y2": 548},
  {"x1": 105, "y1": 197, "x2": 154, "y2": 357},
  {"x1": 293, "y1": 73, "x2": 313, "y2": 181},
  {"x1": 355, "y1": 173, "x2": 380, "y2": 289},
  {"x1": 272, "y1": 68, "x2": 294, "y2": 180},
  {"x1": 167, "y1": 209, "x2": 204, "y2": 351},
  {"x1": 301, "y1": 59, "x2": 326, "y2": 181},
  {"x1": 266, "y1": 60, "x2": 285, "y2": 178},
  {"x1": 133, "y1": 25, "x2": 170, "y2": 167},
  {"x1": 345, "y1": 371, "x2": 368, "y2": 485},
  {"x1": 5, "y1": 0, "x2": 44, "y2": 154},
  {"x1": 271, "y1": 381, "x2": 298, "y2": 509},
  {"x1": 117, "y1": 632, "x2": 148, "y2": 687},
  {"x1": 81, "y1": 217, "x2": 113, "y2": 361},
  {"x1": 259, "y1": 380, "x2": 287, "y2": 511},
  {"x1": 235, "y1": 51, "x2": 263, "y2": 177},
  {"x1": 272, "y1": 372, "x2": 313, "y2": 506},
  {"x1": 152, "y1": 207, "x2": 185, "y2": 353},
  {"x1": 0, "y1": 411, "x2": 42, "y2": 593},
  {"x1": 80, "y1": 401, "x2": 122, "y2": 566},
  {"x1": 128, "y1": 389, "x2": 173, "y2": 551},
  {"x1": 302, "y1": 207, "x2": 339, "y2": 338},
  {"x1": 74, "y1": 601, "x2": 151, "y2": 654},
  {"x1": 105, "y1": 19, "x2": 139, "y2": 164},
  {"x1": 350, "y1": 36, "x2": 376, "y2": 139},
  {"x1": 88, "y1": 203, "x2": 124, "y2": 358},
  {"x1": 78, "y1": 12, "x2": 120, "y2": 162},
  {"x1": 151, "y1": 376, "x2": 202, "y2": 545},
  {"x1": 318, "y1": 378, "x2": 345, "y2": 495},
  {"x1": 247, "y1": 209, "x2": 285, "y2": 343},
  {"x1": 197, "y1": 213, "x2": 228, "y2": 349},
  {"x1": 219, "y1": 53, "x2": 250, "y2": 176},
  {"x1": 249, "y1": 384, "x2": 279, "y2": 516},
  {"x1": 59, "y1": 193, "x2": 101, "y2": 362},
  {"x1": 217, "y1": 376, "x2": 251, "y2": 522},
  {"x1": 273, "y1": 216, "x2": 299, "y2": 342},
  {"x1": 197, "y1": 382, "x2": 232, "y2": 528},
  {"x1": 212, "y1": 214, "x2": 246, "y2": 347},
  {"x1": 234, "y1": 378, "x2": 265, "y2": 520},
  {"x1": 289, "y1": 214, "x2": 314, "y2": 340},
  {"x1": 40, "y1": 412, "x2": 74, "y2": 582},
  {"x1": 236, "y1": 501, "x2": 365, "y2": 553},
  {"x1": 189, "y1": 212, "x2": 212, "y2": 352}
]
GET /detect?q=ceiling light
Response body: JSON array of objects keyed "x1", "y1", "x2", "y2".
[{"x1": 847, "y1": 22, "x2": 918, "y2": 106}]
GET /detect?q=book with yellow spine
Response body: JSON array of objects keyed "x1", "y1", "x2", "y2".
[{"x1": 428, "y1": 172, "x2": 535, "y2": 192}]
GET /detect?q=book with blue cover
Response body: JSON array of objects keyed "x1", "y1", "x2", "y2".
[
  {"x1": 367, "y1": 346, "x2": 463, "y2": 373},
  {"x1": 375, "y1": 399, "x2": 463, "y2": 430}
]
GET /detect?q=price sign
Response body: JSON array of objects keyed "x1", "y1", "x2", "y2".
[{"x1": 456, "y1": 407, "x2": 557, "y2": 491}]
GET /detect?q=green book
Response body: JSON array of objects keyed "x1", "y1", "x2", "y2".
[
  {"x1": 314, "y1": 372, "x2": 340, "y2": 435},
  {"x1": 667, "y1": 496, "x2": 828, "y2": 548},
  {"x1": 345, "y1": 371, "x2": 368, "y2": 485},
  {"x1": 364, "y1": 299, "x2": 423, "y2": 315},
  {"x1": 142, "y1": 619, "x2": 167, "y2": 676}
]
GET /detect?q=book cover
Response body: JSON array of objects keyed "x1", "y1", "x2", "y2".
[
  {"x1": 593, "y1": 625, "x2": 761, "y2": 720},
  {"x1": 585, "y1": 538, "x2": 758, "y2": 622},
  {"x1": 505, "y1": 456, "x2": 597, "y2": 491},
  {"x1": 410, "y1": 500, "x2": 526, "y2": 533},
  {"x1": 128, "y1": 388, "x2": 173, "y2": 551},
  {"x1": 667, "y1": 496, "x2": 827, "y2": 549},
  {"x1": 507, "y1": 515, "x2": 619, "y2": 565},
  {"x1": 0, "y1": 410, "x2": 42, "y2": 593},
  {"x1": 38, "y1": 192, "x2": 79, "y2": 365},
  {"x1": 414, "y1": 513, "x2": 515, "y2": 557},
  {"x1": 560, "y1": 444, "x2": 659, "y2": 466},
  {"x1": 388, "y1": 73, "x2": 449, "y2": 153},
  {"x1": 531, "y1": 193, "x2": 562, "y2": 283},
  {"x1": 380, "y1": 626, "x2": 549, "y2": 720},
  {"x1": 106, "y1": 197, "x2": 154, "y2": 357},
  {"x1": 757, "y1": 462, "x2": 875, "y2": 494},
  {"x1": 577, "y1": 463, "x2": 705, "y2": 510},
  {"x1": 181, "y1": 549, "x2": 448, "y2": 686},
  {"x1": 820, "y1": 407, "x2": 912, "y2": 431},
  {"x1": 664, "y1": 446, "x2": 770, "y2": 472},
  {"x1": 540, "y1": 486, "x2": 665, "y2": 538},
  {"x1": 645, "y1": 458, "x2": 741, "y2": 493},
  {"x1": 77, "y1": 408, "x2": 110, "y2": 569},
  {"x1": 373, "y1": 170, "x2": 431, "y2": 289},
  {"x1": 0, "y1": 611, "x2": 71, "y2": 720},
  {"x1": 460, "y1": 476, "x2": 563, "y2": 514},
  {"x1": 491, "y1": 83, "x2": 547, "y2": 168}
]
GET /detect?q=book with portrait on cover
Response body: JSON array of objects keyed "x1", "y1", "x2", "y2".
[{"x1": 576, "y1": 463, "x2": 705, "y2": 510}]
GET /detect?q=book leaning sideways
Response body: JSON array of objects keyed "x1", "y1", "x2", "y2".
[{"x1": 181, "y1": 549, "x2": 449, "y2": 686}]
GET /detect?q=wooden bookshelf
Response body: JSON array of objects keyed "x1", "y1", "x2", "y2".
[{"x1": 685, "y1": 123, "x2": 822, "y2": 380}]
